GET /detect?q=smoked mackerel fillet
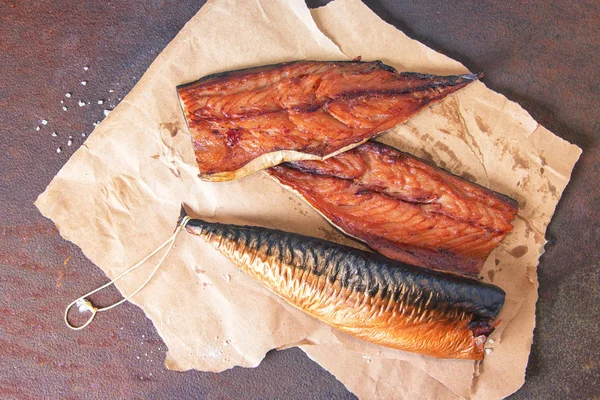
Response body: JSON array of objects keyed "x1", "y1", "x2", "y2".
[
  {"x1": 177, "y1": 60, "x2": 481, "y2": 181},
  {"x1": 268, "y1": 142, "x2": 518, "y2": 277},
  {"x1": 180, "y1": 207, "x2": 505, "y2": 360}
]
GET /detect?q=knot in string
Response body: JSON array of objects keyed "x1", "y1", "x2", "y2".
[{"x1": 64, "y1": 215, "x2": 191, "y2": 330}]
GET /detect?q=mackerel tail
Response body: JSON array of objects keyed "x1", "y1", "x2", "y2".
[{"x1": 177, "y1": 205, "x2": 505, "y2": 360}]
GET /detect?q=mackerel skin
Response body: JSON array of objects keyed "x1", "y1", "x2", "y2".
[
  {"x1": 268, "y1": 141, "x2": 518, "y2": 277},
  {"x1": 177, "y1": 60, "x2": 481, "y2": 181},
  {"x1": 182, "y1": 212, "x2": 505, "y2": 360}
]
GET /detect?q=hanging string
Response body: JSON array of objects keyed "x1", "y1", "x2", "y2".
[{"x1": 64, "y1": 215, "x2": 191, "y2": 330}]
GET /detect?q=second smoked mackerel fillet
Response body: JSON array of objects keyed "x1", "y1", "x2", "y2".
[
  {"x1": 177, "y1": 60, "x2": 481, "y2": 181},
  {"x1": 268, "y1": 142, "x2": 518, "y2": 277}
]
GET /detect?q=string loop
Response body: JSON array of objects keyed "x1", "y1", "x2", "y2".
[{"x1": 64, "y1": 216, "x2": 191, "y2": 330}]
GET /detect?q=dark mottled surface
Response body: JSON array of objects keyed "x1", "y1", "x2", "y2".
[{"x1": 0, "y1": 1, "x2": 598, "y2": 399}]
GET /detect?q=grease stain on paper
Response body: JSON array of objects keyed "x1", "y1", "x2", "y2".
[{"x1": 510, "y1": 245, "x2": 529, "y2": 258}]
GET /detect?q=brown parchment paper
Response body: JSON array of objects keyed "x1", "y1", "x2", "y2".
[{"x1": 35, "y1": 0, "x2": 582, "y2": 399}]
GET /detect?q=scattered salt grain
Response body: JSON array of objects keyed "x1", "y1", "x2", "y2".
[
  {"x1": 485, "y1": 348, "x2": 493, "y2": 355},
  {"x1": 109, "y1": 89, "x2": 114, "y2": 93},
  {"x1": 56, "y1": 147, "x2": 62, "y2": 153},
  {"x1": 103, "y1": 109, "x2": 111, "y2": 117},
  {"x1": 149, "y1": 373, "x2": 152, "y2": 377},
  {"x1": 488, "y1": 338, "x2": 495, "y2": 344},
  {"x1": 78, "y1": 100, "x2": 86, "y2": 107},
  {"x1": 81, "y1": 133, "x2": 86, "y2": 137},
  {"x1": 83, "y1": 66, "x2": 89, "y2": 71},
  {"x1": 51, "y1": 132, "x2": 57, "y2": 137},
  {"x1": 62, "y1": 106, "x2": 68, "y2": 111},
  {"x1": 98, "y1": 99, "x2": 104, "y2": 105},
  {"x1": 35, "y1": 126, "x2": 40, "y2": 131},
  {"x1": 65, "y1": 93, "x2": 71, "y2": 98},
  {"x1": 222, "y1": 274, "x2": 231, "y2": 282},
  {"x1": 41, "y1": 119, "x2": 48, "y2": 125},
  {"x1": 60, "y1": 100, "x2": 64, "y2": 104},
  {"x1": 81, "y1": 81, "x2": 87, "y2": 86},
  {"x1": 67, "y1": 138, "x2": 73, "y2": 146}
]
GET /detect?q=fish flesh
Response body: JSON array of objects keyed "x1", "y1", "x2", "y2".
[
  {"x1": 180, "y1": 206, "x2": 505, "y2": 360},
  {"x1": 177, "y1": 60, "x2": 481, "y2": 181},
  {"x1": 268, "y1": 142, "x2": 518, "y2": 277}
]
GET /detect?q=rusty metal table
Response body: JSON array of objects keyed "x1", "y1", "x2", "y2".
[{"x1": 1, "y1": 1, "x2": 598, "y2": 399}]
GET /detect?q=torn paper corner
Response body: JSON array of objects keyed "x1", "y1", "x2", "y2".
[{"x1": 34, "y1": 0, "x2": 581, "y2": 399}]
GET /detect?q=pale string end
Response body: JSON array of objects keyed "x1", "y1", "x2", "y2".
[
  {"x1": 63, "y1": 211, "x2": 192, "y2": 331},
  {"x1": 65, "y1": 298, "x2": 98, "y2": 330}
]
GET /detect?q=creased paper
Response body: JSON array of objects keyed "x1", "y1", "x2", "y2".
[{"x1": 35, "y1": 0, "x2": 581, "y2": 398}]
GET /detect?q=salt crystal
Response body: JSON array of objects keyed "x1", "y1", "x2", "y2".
[
  {"x1": 51, "y1": 132, "x2": 57, "y2": 137},
  {"x1": 56, "y1": 147, "x2": 62, "y2": 153},
  {"x1": 81, "y1": 81, "x2": 87, "y2": 86},
  {"x1": 103, "y1": 109, "x2": 110, "y2": 117},
  {"x1": 81, "y1": 133, "x2": 86, "y2": 137},
  {"x1": 83, "y1": 66, "x2": 89, "y2": 71},
  {"x1": 149, "y1": 373, "x2": 152, "y2": 377},
  {"x1": 488, "y1": 338, "x2": 495, "y2": 344},
  {"x1": 62, "y1": 106, "x2": 68, "y2": 111},
  {"x1": 67, "y1": 139, "x2": 72, "y2": 146},
  {"x1": 485, "y1": 348, "x2": 493, "y2": 355},
  {"x1": 222, "y1": 274, "x2": 231, "y2": 282},
  {"x1": 109, "y1": 89, "x2": 114, "y2": 93},
  {"x1": 60, "y1": 100, "x2": 64, "y2": 104},
  {"x1": 65, "y1": 93, "x2": 71, "y2": 98},
  {"x1": 35, "y1": 126, "x2": 40, "y2": 131},
  {"x1": 87, "y1": 101, "x2": 90, "y2": 105},
  {"x1": 98, "y1": 99, "x2": 104, "y2": 105},
  {"x1": 78, "y1": 100, "x2": 85, "y2": 107},
  {"x1": 41, "y1": 119, "x2": 48, "y2": 125}
]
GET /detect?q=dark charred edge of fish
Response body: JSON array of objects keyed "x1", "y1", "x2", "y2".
[
  {"x1": 399, "y1": 71, "x2": 484, "y2": 81},
  {"x1": 175, "y1": 60, "x2": 391, "y2": 92},
  {"x1": 328, "y1": 75, "x2": 480, "y2": 103},
  {"x1": 176, "y1": 92, "x2": 191, "y2": 133},
  {"x1": 183, "y1": 215, "x2": 506, "y2": 321},
  {"x1": 284, "y1": 141, "x2": 519, "y2": 211}
]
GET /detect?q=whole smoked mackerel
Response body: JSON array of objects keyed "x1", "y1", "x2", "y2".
[
  {"x1": 177, "y1": 60, "x2": 480, "y2": 181},
  {"x1": 180, "y1": 207, "x2": 505, "y2": 360},
  {"x1": 268, "y1": 142, "x2": 518, "y2": 277}
]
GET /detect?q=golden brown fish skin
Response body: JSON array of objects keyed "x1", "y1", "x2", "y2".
[
  {"x1": 181, "y1": 209, "x2": 505, "y2": 360},
  {"x1": 177, "y1": 60, "x2": 481, "y2": 181},
  {"x1": 267, "y1": 142, "x2": 518, "y2": 277}
]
